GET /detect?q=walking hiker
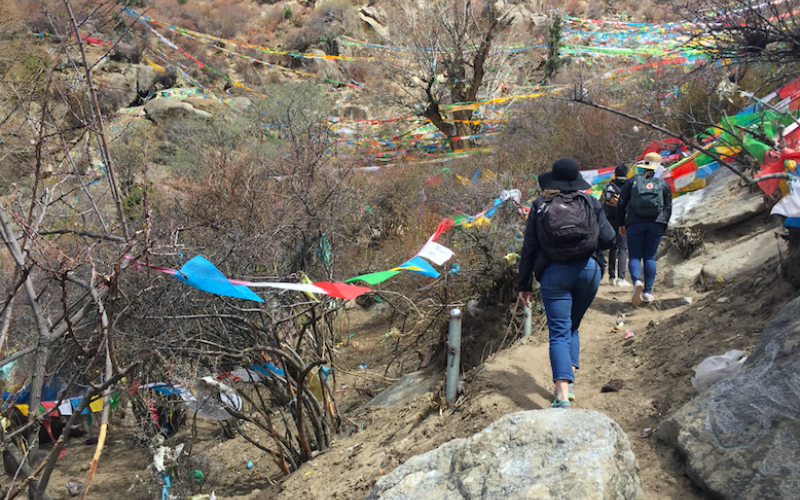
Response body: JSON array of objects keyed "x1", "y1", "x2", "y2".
[
  {"x1": 518, "y1": 158, "x2": 616, "y2": 409},
  {"x1": 602, "y1": 164, "x2": 630, "y2": 287},
  {"x1": 617, "y1": 152, "x2": 672, "y2": 306}
]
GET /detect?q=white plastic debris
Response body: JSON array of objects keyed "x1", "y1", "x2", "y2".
[{"x1": 691, "y1": 350, "x2": 747, "y2": 392}]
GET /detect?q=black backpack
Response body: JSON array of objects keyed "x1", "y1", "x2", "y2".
[
  {"x1": 537, "y1": 192, "x2": 600, "y2": 263},
  {"x1": 630, "y1": 175, "x2": 664, "y2": 218}
]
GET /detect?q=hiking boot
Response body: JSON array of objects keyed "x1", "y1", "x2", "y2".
[
  {"x1": 642, "y1": 292, "x2": 655, "y2": 303},
  {"x1": 631, "y1": 281, "x2": 644, "y2": 306},
  {"x1": 549, "y1": 399, "x2": 571, "y2": 409},
  {"x1": 615, "y1": 278, "x2": 631, "y2": 287}
]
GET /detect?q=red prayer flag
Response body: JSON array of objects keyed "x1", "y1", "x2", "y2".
[
  {"x1": 756, "y1": 150, "x2": 786, "y2": 195},
  {"x1": 429, "y1": 218, "x2": 455, "y2": 242},
  {"x1": 779, "y1": 77, "x2": 800, "y2": 99},
  {"x1": 313, "y1": 282, "x2": 370, "y2": 301}
]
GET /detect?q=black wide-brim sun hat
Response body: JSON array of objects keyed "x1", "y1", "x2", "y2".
[{"x1": 540, "y1": 158, "x2": 591, "y2": 191}]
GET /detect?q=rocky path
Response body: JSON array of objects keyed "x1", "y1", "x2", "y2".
[{"x1": 479, "y1": 281, "x2": 707, "y2": 499}]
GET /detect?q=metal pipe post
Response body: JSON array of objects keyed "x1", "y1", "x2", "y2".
[
  {"x1": 445, "y1": 308, "x2": 462, "y2": 405},
  {"x1": 523, "y1": 303, "x2": 532, "y2": 337}
]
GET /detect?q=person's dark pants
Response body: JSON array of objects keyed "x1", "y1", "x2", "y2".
[
  {"x1": 608, "y1": 224, "x2": 628, "y2": 280},
  {"x1": 627, "y1": 221, "x2": 666, "y2": 294},
  {"x1": 540, "y1": 258, "x2": 601, "y2": 383}
]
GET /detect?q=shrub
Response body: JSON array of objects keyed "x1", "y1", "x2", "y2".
[{"x1": 283, "y1": 6, "x2": 293, "y2": 19}]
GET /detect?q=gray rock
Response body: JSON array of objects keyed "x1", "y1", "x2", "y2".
[
  {"x1": 360, "y1": 5, "x2": 387, "y2": 23},
  {"x1": 700, "y1": 230, "x2": 786, "y2": 289},
  {"x1": 669, "y1": 173, "x2": 766, "y2": 232},
  {"x1": 307, "y1": 49, "x2": 347, "y2": 84},
  {"x1": 366, "y1": 370, "x2": 439, "y2": 408},
  {"x1": 135, "y1": 63, "x2": 155, "y2": 94},
  {"x1": 335, "y1": 104, "x2": 369, "y2": 120},
  {"x1": 658, "y1": 295, "x2": 800, "y2": 499},
  {"x1": 144, "y1": 97, "x2": 213, "y2": 123},
  {"x1": 358, "y1": 12, "x2": 389, "y2": 40},
  {"x1": 111, "y1": 38, "x2": 145, "y2": 64},
  {"x1": 228, "y1": 96, "x2": 252, "y2": 111},
  {"x1": 368, "y1": 410, "x2": 642, "y2": 500},
  {"x1": 663, "y1": 261, "x2": 704, "y2": 289},
  {"x1": 95, "y1": 71, "x2": 139, "y2": 114}
]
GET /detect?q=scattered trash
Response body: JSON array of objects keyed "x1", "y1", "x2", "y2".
[
  {"x1": 625, "y1": 331, "x2": 635, "y2": 339},
  {"x1": 359, "y1": 364, "x2": 367, "y2": 370},
  {"x1": 85, "y1": 436, "x2": 98, "y2": 446},
  {"x1": 189, "y1": 470, "x2": 204, "y2": 482},
  {"x1": 303, "y1": 470, "x2": 314, "y2": 477},
  {"x1": 691, "y1": 349, "x2": 747, "y2": 392},
  {"x1": 66, "y1": 481, "x2": 84, "y2": 497},
  {"x1": 717, "y1": 297, "x2": 730, "y2": 303},
  {"x1": 642, "y1": 427, "x2": 653, "y2": 438},
  {"x1": 601, "y1": 379, "x2": 625, "y2": 392},
  {"x1": 449, "y1": 263, "x2": 460, "y2": 274},
  {"x1": 247, "y1": 461, "x2": 253, "y2": 469}
]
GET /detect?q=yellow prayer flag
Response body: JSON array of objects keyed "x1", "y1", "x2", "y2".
[{"x1": 89, "y1": 396, "x2": 103, "y2": 413}]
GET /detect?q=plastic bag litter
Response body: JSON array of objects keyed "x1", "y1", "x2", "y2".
[{"x1": 691, "y1": 350, "x2": 747, "y2": 392}]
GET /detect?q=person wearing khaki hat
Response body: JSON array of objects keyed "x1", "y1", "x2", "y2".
[{"x1": 616, "y1": 152, "x2": 672, "y2": 306}]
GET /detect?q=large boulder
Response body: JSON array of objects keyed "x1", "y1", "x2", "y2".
[
  {"x1": 699, "y1": 229, "x2": 786, "y2": 289},
  {"x1": 669, "y1": 171, "x2": 766, "y2": 233},
  {"x1": 307, "y1": 49, "x2": 347, "y2": 84},
  {"x1": 358, "y1": 6, "x2": 389, "y2": 41},
  {"x1": 367, "y1": 410, "x2": 642, "y2": 500},
  {"x1": 658, "y1": 295, "x2": 800, "y2": 499},
  {"x1": 95, "y1": 72, "x2": 138, "y2": 115},
  {"x1": 663, "y1": 261, "x2": 704, "y2": 289},
  {"x1": 144, "y1": 97, "x2": 213, "y2": 123}
]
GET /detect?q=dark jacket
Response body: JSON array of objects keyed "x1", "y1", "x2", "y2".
[
  {"x1": 617, "y1": 173, "x2": 673, "y2": 227},
  {"x1": 518, "y1": 192, "x2": 616, "y2": 292},
  {"x1": 602, "y1": 178, "x2": 627, "y2": 228}
]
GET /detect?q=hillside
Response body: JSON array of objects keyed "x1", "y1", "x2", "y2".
[{"x1": 1, "y1": 0, "x2": 800, "y2": 499}]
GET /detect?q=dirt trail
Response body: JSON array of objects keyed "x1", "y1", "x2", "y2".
[
  {"x1": 477, "y1": 283, "x2": 707, "y2": 499},
  {"x1": 272, "y1": 252, "x2": 794, "y2": 500}
]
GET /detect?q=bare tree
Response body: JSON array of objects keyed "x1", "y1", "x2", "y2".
[
  {"x1": 387, "y1": 0, "x2": 514, "y2": 150},
  {"x1": 678, "y1": 0, "x2": 800, "y2": 64}
]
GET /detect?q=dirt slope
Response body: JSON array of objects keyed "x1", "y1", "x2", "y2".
[
  {"x1": 263, "y1": 254, "x2": 795, "y2": 500},
  {"x1": 23, "y1": 238, "x2": 795, "y2": 500}
]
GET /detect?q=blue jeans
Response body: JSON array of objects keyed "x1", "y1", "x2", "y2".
[
  {"x1": 540, "y1": 259, "x2": 601, "y2": 383},
  {"x1": 627, "y1": 222, "x2": 665, "y2": 293}
]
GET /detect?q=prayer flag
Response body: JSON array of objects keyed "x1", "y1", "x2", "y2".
[{"x1": 416, "y1": 241, "x2": 454, "y2": 266}]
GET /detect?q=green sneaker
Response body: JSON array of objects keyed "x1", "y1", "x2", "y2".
[{"x1": 549, "y1": 399, "x2": 571, "y2": 409}]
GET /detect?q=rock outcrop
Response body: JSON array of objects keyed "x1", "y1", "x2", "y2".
[
  {"x1": 699, "y1": 229, "x2": 786, "y2": 289},
  {"x1": 670, "y1": 171, "x2": 766, "y2": 233},
  {"x1": 144, "y1": 97, "x2": 213, "y2": 123},
  {"x1": 663, "y1": 261, "x2": 704, "y2": 289},
  {"x1": 368, "y1": 409, "x2": 642, "y2": 500},
  {"x1": 358, "y1": 5, "x2": 389, "y2": 40},
  {"x1": 658, "y1": 295, "x2": 800, "y2": 499}
]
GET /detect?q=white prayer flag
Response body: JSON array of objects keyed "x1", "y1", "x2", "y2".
[{"x1": 417, "y1": 241, "x2": 454, "y2": 266}]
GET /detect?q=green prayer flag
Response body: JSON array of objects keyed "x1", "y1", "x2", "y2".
[{"x1": 344, "y1": 270, "x2": 401, "y2": 285}]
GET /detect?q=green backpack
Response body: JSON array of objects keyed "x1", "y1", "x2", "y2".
[{"x1": 630, "y1": 176, "x2": 664, "y2": 218}]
